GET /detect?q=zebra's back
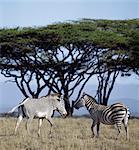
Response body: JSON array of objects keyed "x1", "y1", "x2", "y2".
[{"x1": 101, "y1": 103, "x2": 128, "y2": 125}]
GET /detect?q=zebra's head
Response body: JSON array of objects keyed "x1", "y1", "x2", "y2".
[
  {"x1": 55, "y1": 94, "x2": 67, "y2": 118},
  {"x1": 74, "y1": 92, "x2": 87, "y2": 109}
]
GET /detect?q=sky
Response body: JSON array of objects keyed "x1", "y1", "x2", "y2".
[
  {"x1": 0, "y1": 0, "x2": 138, "y2": 28},
  {"x1": 0, "y1": 0, "x2": 138, "y2": 83},
  {"x1": 0, "y1": 0, "x2": 139, "y2": 115}
]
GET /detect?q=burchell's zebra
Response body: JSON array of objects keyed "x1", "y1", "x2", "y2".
[{"x1": 74, "y1": 92, "x2": 130, "y2": 140}]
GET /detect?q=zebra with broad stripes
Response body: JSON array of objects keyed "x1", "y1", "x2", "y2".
[{"x1": 74, "y1": 92, "x2": 130, "y2": 140}]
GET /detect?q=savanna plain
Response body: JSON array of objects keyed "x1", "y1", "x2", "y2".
[{"x1": 0, "y1": 117, "x2": 139, "y2": 150}]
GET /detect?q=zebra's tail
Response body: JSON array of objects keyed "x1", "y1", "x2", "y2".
[
  {"x1": 8, "y1": 98, "x2": 29, "y2": 114},
  {"x1": 124, "y1": 107, "x2": 130, "y2": 125}
]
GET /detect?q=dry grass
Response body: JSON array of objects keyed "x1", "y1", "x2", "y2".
[{"x1": 0, "y1": 117, "x2": 139, "y2": 150}]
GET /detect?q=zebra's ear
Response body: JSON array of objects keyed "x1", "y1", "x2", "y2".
[
  {"x1": 83, "y1": 92, "x2": 86, "y2": 95},
  {"x1": 57, "y1": 98, "x2": 61, "y2": 101},
  {"x1": 55, "y1": 93, "x2": 61, "y2": 98}
]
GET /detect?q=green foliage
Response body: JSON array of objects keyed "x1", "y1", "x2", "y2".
[
  {"x1": 1, "y1": 19, "x2": 138, "y2": 51},
  {"x1": 45, "y1": 19, "x2": 138, "y2": 49},
  {"x1": 0, "y1": 18, "x2": 139, "y2": 88}
]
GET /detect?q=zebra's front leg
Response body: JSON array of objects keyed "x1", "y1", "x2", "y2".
[
  {"x1": 96, "y1": 122, "x2": 100, "y2": 138},
  {"x1": 91, "y1": 121, "x2": 97, "y2": 138},
  {"x1": 47, "y1": 117, "x2": 54, "y2": 136},
  {"x1": 38, "y1": 118, "x2": 43, "y2": 137}
]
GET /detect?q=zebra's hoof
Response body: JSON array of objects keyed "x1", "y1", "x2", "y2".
[{"x1": 91, "y1": 135, "x2": 95, "y2": 138}]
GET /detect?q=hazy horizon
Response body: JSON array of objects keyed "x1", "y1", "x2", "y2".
[{"x1": 0, "y1": 78, "x2": 139, "y2": 117}]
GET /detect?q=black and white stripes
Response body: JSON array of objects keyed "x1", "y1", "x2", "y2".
[{"x1": 74, "y1": 92, "x2": 130, "y2": 140}]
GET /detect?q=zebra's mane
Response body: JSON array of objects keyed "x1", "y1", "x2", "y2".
[{"x1": 84, "y1": 93, "x2": 98, "y2": 104}]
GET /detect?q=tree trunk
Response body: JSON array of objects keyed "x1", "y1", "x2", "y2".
[
  {"x1": 62, "y1": 84, "x2": 72, "y2": 116},
  {"x1": 64, "y1": 90, "x2": 73, "y2": 116},
  {"x1": 103, "y1": 97, "x2": 108, "y2": 106},
  {"x1": 65, "y1": 100, "x2": 73, "y2": 117}
]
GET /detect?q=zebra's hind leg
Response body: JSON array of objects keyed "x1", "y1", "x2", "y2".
[
  {"x1": 124, "y1": 125, "x2": 129, "y2": 140},
  {"x1": 91, "y1": 121, "x2": 97, "y2": 138},
  {"x1": 123, "y1": 118, "x2": 129, "y2": 140},
  {"x1": 116, "y1": 125, "x2": 121, "y2": 140},
  {"x1": 26, "y1": 117, "x2": 33, "y2": 136},
  {"x1": 14, "y1": 115, "x2": 23, "y2": 135}
]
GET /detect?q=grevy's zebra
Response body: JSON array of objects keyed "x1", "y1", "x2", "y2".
[
  {"x1": 8, "y1": 93, "x2": 67, "y2": 136},
  {"x1": 74, "y1": 92, "x2": 130, "y2": 140}
]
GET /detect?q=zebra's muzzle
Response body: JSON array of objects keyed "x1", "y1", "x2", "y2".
[
  {"x1": 62, "y1": 113, "x2": 67, "y2": 118},
  {"x1": 74, "y1": 106, "x2": 79, "y2": 110}
]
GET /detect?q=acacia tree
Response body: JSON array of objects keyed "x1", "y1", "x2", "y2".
[
  {"x1": 0, "y1": 19, "x2": 138, "y2": 115},
  {"x1": 0, "y1": 27, "x2": 100, "y2": 115}
]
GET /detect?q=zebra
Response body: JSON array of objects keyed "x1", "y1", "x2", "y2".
[
  {"x1": 74, "y1": 92, "x2": 130, "y2": 140},
  {"x1": 8, "y1": 93, "x2": 67, "y2": 136}
]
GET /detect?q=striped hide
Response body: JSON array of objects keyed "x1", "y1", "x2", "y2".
[{"x1": 74, "y1": 92, "x2": 130, "y2": 140}]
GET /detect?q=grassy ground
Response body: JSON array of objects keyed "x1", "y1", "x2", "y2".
[{"x1": 0, "y1": 117, "x2": 139, "y2": 150}]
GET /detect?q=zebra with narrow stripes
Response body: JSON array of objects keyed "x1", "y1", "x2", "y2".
[
  {"x1": 8, "y1": 93, "x2": 67, "y2": 136},
  {"x1": 74, "y1": 92, "x2": 130, "y2": 140}
]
